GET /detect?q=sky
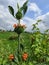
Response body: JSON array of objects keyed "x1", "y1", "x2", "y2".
[{"x1": 0, "y1": 0, "x2": 49, "y2": 32}]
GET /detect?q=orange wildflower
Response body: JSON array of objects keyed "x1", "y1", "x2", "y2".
[
  {"x1": 13, "y1": 24, "x2": 17, "y2": 28},
  {"x1": 9, "y1": 54, "x2": 14, "y2": 60},
  {"x1": 22, "y1": 53, "x2": 28, "y2": 61}
]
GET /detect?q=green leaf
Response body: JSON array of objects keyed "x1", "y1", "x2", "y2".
[
  {"x1": 15, "y1": 11, "x2": 22, "y2": 20},
  {"x1": 20, "y1": 43, "x2": 24, "y2": 51},
  {"x1": 17, "y1": 3, "x2": 19, "y2": 10},
  {"x1": 23, "y1": 0, "x2": 28, "y2": 7},
  {"x1": 8, "y1": 6, "x2": 14, "y2": 16},
  {"x1": 23, "y1": 6, "x2": 28, "y2": 15},
  {"x1": 45, "y1": 29, "x2": 49, "y2": 32},
  {"x1": 29, "y1": 62, "x2": 34, "y2": 65},
  {"x1": 20, "y1": 0, "x2": 28, "y2": 16},
  {"x1": 37, "y1": 19, "x2": 42, "y2": 22},
  {"x1": 22, "y1": 62, "x2": 26, "y2": 65},
  {"x1": 22, "y1": 0, "x2": 28, "y2": 15}
]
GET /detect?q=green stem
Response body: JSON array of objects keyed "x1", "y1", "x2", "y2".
[
  {"x1": 18, "y1": 19, "x2": 20, "y2": 53},
  {"x1": 18, "y1": 19, "x2": 20, "y2": 24},
  {"x1": 18, "y1": 34, "x2": 20, "y2": 54}
]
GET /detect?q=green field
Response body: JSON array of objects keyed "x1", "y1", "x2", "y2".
[{"x1": 0, "y1": 31, "x2": 49, "y2": 65}]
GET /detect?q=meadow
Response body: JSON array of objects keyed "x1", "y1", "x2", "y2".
[{"x1": 0, "y1": 31, "x2": 49, "y2": 65}]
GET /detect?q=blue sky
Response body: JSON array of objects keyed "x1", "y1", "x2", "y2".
[
  {"x1": 0, "y1": 0, "x2": 49, "y2": 32},
  {"x1": 34, "y1": 0, "x2": 49, "y2": 14},
  {"x1": 27, "y1": 0, "x2": 49, "y2": 18}
]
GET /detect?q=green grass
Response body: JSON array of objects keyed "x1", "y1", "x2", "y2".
[{"x1": 0, "y1": 31, "x2": 49, "y2": 65}]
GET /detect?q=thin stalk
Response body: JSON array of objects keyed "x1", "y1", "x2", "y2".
[
  {"x1": 18, "y1": 34, "x2": 20, "y2": 54},
  {"x1": 18, "y1": 19, "x2": 20, "y2": 53},
  {"x1": 18, "y1": 19, "x2": 20, "y2": 24}
]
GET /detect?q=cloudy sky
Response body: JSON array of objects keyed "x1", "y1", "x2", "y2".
[{"x1": 0, "y1": 0, "x2": 49, "y2": 32}]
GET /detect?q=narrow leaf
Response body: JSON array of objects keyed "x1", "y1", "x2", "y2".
[
  {"x1": 23, "y1": 6, "x2": 28, "y2": 15},
  {"x1": 20, "y1": 0, "x2": 28, "y2": 16},
  {"x1": 17, "y1": 3, "x2": 19, "y2": 10},
  {"x1": 8, "y1": 6, "x2": 14, "y2": 16},
  {"x1": 23, "y1": 0, "x2": 28, "y2": 7},
  {"x1": 23, "y1": 0, "x2": 28, "y2": 15},
  {"x1": 37, "y1": 20, "x2": 42, "y2": 22}
]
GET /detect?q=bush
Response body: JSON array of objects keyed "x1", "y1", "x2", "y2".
[{"x1": 8, "y1": 36, "x2": 17, "y2": 40}]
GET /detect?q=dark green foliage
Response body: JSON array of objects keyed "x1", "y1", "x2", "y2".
[
  {"x1": 22, "y1": 0, "x2": 28, "y2": 15},
  {"x1": 20, "y1": 0, "x2": 28, "y2": 16},
  {"x1": 8, "y1": 6, "x2": 14, "y2": 16},
  {"x1": 14, "y1": 26, "x2": 24, "y2": 34},
  {"x1": 8, "y1": 36, "x2": 17, "y2": 40},
  {"x1": 37, "y1": 20, "x2": 42, "y2": 22},
  {"x1": 15, "y1": 11, "x2": 22, "y2": 20},
  {"x1": 17, "y1": 3, "x2": 19, "y2": 9},
  {"x1": 8, "y1": 0, "x2": 28, "y2": 20}
]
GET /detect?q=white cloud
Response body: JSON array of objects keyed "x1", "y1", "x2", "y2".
[
  {"x1": 24, "y1": 17, "x2": 36, "y2": 26},
  {"x1": 35, "y1": 12, "x2": 49, "y2": 32},
  {"x1": 0, "y1": 0, "x2": 27, "y2": 30},
  {"x1": 0, "y1": 4, "x2": 17, "y2": 30},
  {"x1": 0, "y1": 0, "x2": 49, "y2": 33},
  {"x1": 36, "y1": 12, "x2": 49, "y2": 27},
  {"x1": 23, "y1": 12, "x2": 49, "y2": 32},
  {"x1": 23, "y1": 17, "x2": 36, "y2": 32},
  {"x1": 28, "y1": 2, "x2": 42, "y2": 17}
]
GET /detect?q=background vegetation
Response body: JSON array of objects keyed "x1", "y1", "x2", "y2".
[{"x1": 0, "y1": 31, "x2": 49, "y2": 65}]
